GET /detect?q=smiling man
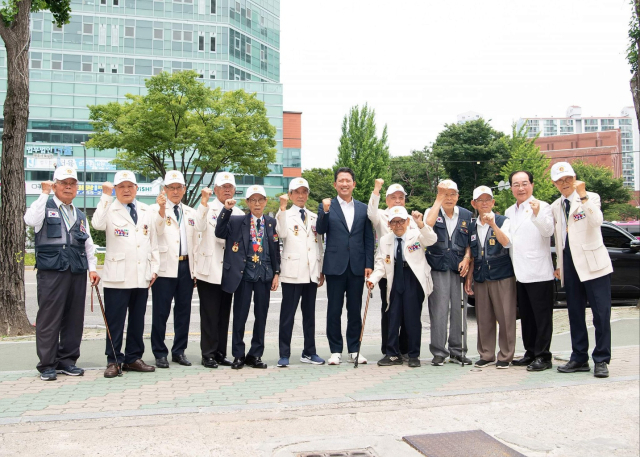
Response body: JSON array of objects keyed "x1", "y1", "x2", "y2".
[{"x1": 549, "y1": 162, "x2": 613, "y2": 379}]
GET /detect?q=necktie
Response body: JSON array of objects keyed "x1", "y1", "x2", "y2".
[
  {"x1": 563, "y1": 199, "x2": 570, "y2": 247},
  {"x1": 300, "y1": 208, "x2": 306, "y2": 223},
  {"x1": 174, "y1": 205, "x2": 182, "y2": 253},
  {"x1": 128, "y1": 203, "x2": 138, "y2": 225},
  {"x1": 64, "y1": 204, "x2": 76, "y2": 227},
  {"x1": 394, "y1": 237, "x2": 405, "y2": 294}
]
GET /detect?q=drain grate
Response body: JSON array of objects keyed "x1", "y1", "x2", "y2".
[
  {"x1": 403, "y1": 430, "x2": 525, "y2": 457},
  {"x1": 297, "y1": 449, "x2": 377, "y2": 457}
]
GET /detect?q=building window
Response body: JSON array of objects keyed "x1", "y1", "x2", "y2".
[
  {"x1": 210, "y1": 35, "x2": 216, "y2": 51},
  {"x1": 82, "y1": 62, "x2": 92, "y2": 72},
  {"x1": 260, "y1": 15, "x2": 265, "y2": 26},
  {"x1": 260, "y1": 49, "x2": 265, "y2": 61},
  {"x1": 31, "y1": 59, "x2": 42, "y2": 69},
  {"x1": 99, "y1": 64, "x2": 105, "y2": 73},
  {"x1": 100, "y1": 0, "x2": 106, "y2": 4},
  {"x1": 111, "y1": 25, "x2": 119, "y2": 46},
  {"x1": 83, "y1": 23, "x2": 93, "y2": 34},
  {"x1": 52, "y1": 60, "x2": 62, "y2": 70},
  {"x1": 113, "y1": 0, "x2": 119, "y2": 5},
  {"x1": 183, "y1": 31, "x2": 192, "y2": 41},
  {"x1": 210, "y1": 0, "x2": 216, "y2": 14},
  {"x1": 124, "y1": 65, "x2": 134, "y2": 74},
  {"x1": 173, "y1": 30, "x2": 182, "y2": 41},
  {"x1": 111, "y1": 65, "x2": 118, "y2": 74},
  {"x1": 198, "y1": 35, "x2": 204, "y2": 51},
  {"x1": 235, "y1": 1, "x2": 240, "y2": 13},
  {"x1": 246, "y1": 42, "x2": 251, "y2": 55},
  {"x1": 234, "y1": 36, "x2": 240, "y2": 50},
  {"x1": 209, "y1": 70, "x2": 216, "y2": 79},
  {"x1": 125, "y1": 26, "x2": 135, "y2": 37},
  {"x1": 99, "y1": 24, "x2": 107, "y2": 45},
  {"x1": 246, "y1": 7, "x2": 251, "y2": 19},
  {"x1": 154, "y1": 28, "x2": 163, "y2": 39},
  {"x1": 53, "y1": 24, "x2": 63, "y2": 32},
  {"x1": 153, "y1": 66, "x2": 162, "y2": 75}
]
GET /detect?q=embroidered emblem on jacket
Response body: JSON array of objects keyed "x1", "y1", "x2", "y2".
[{"x1": 114, "y1": 228, "x2": 129, "y2": 237}]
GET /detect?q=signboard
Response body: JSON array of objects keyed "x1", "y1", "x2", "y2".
[
  {"x1": 26, "y1": 157, "x2": 116, "y2": 171},
  {"x1": 25, "y1": 145, "x2": 73, "y2": 156},
  {"x1": 26, "y1": 180, "x2": 162, "y2": 196}
]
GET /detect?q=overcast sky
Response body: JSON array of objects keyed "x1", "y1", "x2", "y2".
[{"x1": 280, "y1": 0, "x2": 634, "y2": 170}]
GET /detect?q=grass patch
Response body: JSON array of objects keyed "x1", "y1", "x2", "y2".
[{"x1": 24, "y1": 252, "x2": 105, "y2": 266}]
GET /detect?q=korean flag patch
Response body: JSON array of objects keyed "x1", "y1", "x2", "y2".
[
  {"x1": 436, "y1": 216, "x2": 444, "y2": 223},
  {"x1": 471, "y1": 234, "x2": 477, "y2": 242},
  {"x1": 47, "y1": 210, "x2": 60, "y2": 218}
]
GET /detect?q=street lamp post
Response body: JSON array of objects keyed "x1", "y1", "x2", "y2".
[{"x1": 80, "y1": 142, "x2": 87, "y2": 214}]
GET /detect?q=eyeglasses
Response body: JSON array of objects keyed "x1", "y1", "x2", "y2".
[
  {"x1": 389, "y1": 220, "x2": 406, "y2": 226},
  {"x1": 247, "y1": 198, "x2": 266, "y2": 204},
  {"x1": 165, "y1": 186, "x2": 184, "y2": 192},
  {"x1": 475, "y1": 199, "x2": 493, "y2": 204},
  {"x1": 57, "y1": 181, "x2": 78, "y2": 188},
  {"x1": 555, "y1": 177, "x2": 574, "y2": 185},
  {"x1": 511, "y1": 181, "x2": 530, "y2": 189}
]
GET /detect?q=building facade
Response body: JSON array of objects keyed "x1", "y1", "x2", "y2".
[
  {"x1": 517, "y1": 106, "x2": 639, "y2": 190},
  {"x1": 0, "y1": 0, "x2": 287, "y2": 210}
]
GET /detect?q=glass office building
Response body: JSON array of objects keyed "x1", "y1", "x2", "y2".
[{"x1": 0, "y1": 0, "x2": 286, "y2": 210}]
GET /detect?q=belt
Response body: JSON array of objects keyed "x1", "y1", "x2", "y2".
[{"x1": 179, "y1": 255, "x2": 189, "y2": 261}]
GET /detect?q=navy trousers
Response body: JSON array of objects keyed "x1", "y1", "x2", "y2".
[
  {"x1": 103, "y1": 287, "x2": 148, "y2": 364},
  {"x1": 325, "y1": 263, "x2": 365, "y2": 354},
  {"x1": 516, "y1": 280, "x2": 554, "y2": 361},
  {"x1": 197, "y1": 279, "x2": 233, "y2": 359},
  {"x1": 279, "y1": 282, "x2": 318, "y2": 358},
  {"x1": 379, "y1": 277, "x2": 409, "y2": 355},
  {"x1": 387, "y1": 267, "x2": 424, "y2": 358},
  {"x1": 563, "y1": 243, "x2": 611, "y2": 364},
  {"x1": 150, "y1": 260, "x2": 193, "y2": 358},
  {"x1": 232, "y1": 279, "x2": 270, "y2": 358}
]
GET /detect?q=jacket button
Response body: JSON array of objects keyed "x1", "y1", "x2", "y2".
[{"x1": 240, "y1": 270, "x2": 244, "y2": 273}]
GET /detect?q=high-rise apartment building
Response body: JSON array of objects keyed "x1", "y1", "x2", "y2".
[
  {"x1": 517, "y1": 106, "x2": 639, "y2": 190},
  {"x1": 0, "y1": 0, "x2": 288, "y2": 210}
]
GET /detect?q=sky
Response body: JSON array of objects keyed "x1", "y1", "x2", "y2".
[{"x1": 279, "y1": 0, "x2": 635, "y2": 170}]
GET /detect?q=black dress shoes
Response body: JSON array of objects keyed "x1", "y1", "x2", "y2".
[
  {"x1": 215, "y1": 352, "x2": 234, "y2": 367},
  {"x1": 512, "y1": 356, "x2": 534, "y2": 367},
  {"x1": 172, "y1": 354, "x2": 192, "y2": 366},
  {"x1": 231, "y1": 357, "x2": 245, "y2": 370},
  {"x1": 156, "y1": 357, "x2": 170, "y2": 369},
  {"x1": 557, "y1": 360, "x2": 590, "y2": 373},
  {"x1": 245, "y1": 356, "x2": 267, "y2": 369},
  {"x1": 527, "y1": 357, "x2": 552, "y2": 372},
  {"x1": 202, "y1": 357, "x2": 218, "y2": 369},
  {"x1": 594, "y1": 362, "x2": 609, "y2": 378}
]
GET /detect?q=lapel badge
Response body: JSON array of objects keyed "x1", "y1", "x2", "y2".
[
  {"x1": 461, "y1": 220, "x2": 467, "y2": 228},
  {"x1": 273, "y1": 234, "x2": 279, "y2": 242},
  {"x1": 232, "y1": 242, "x2": 239, "y2": 252},
  {"x1": 385, "y1": 255, "x2": 391, "y2": 264},
  {"x1": 489, "y1": 239, "x2": 496, "y2": 246},
  {"x1": 143, "y1": 224, "x2": 148, "y2": 236},
  {"x1": 294, "y1": 224, "x2": 299, "y2": 236},
  {"x1": 166, "y1": 217, "x2": 172, "y2": 226}
]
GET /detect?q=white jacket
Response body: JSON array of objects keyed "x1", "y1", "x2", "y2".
[
  {"x1": 92, "y1": 195, "x2": 160, "y2": 289},
  {"x1": 551, "y1": 191, "x2": 613, "y2": 285},
  {"x1": 368, "y1": 225, "x2": 437, "y2": 309},
  {"x1": 276, "y1": 207, "x2": 324, "y2": 284},
  {"x1": 150, "y1": 201, "x2": 197, "y2": 278}
]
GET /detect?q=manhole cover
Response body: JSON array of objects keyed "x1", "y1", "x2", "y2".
[
  {"x1": 297, "y1": 449, "x2": 377, "y2": 457},
  {"x1": 403, "y1": 430, "x2": 525, "y2": 457}
]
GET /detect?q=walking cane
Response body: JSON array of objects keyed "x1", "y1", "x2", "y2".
[
  {"x1": 355, "y1": 289, "x2": 373, "y2": 369},
  {"x1": 460, "y1": 281, "x2": 466, "y2": 367},
  {"x1": 92, "y1": 284, "x2": 122, "y2": 376}
]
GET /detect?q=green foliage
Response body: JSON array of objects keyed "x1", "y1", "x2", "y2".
[
  {"x1": 302, "y1": 168, "x2": 335, "y2": 207},
  {"x1": 572, "y1": 161, "x2": 632, "y2": 215},
  {"x1": 604, "y1": 203, "x2": 640, "y2": 221},
  {"x1": 87, "y1": 71, "x2": 277, "y2": 207},
  {"x1": 390, "y1": 147, "x2": 445, "y2": 212},
  {"x1": 89, "y1": 218, "x2": 106, "y2": 247},
  {"x1": 1, "y1": 0, "x2": 70, "y2": 27},
  {"x1": 24, "y1": 252, "x2": 104, "y2": 266},
  {"x1": 432, "y1": 119, "x2": 508, "y2": 210},
  {"x1": 334, "y1": 104, "x2": 391, "y2": 203},
  {"x1": 628, "y1": 0, "x2": 640, "y2": 74},
  {"x1": 493, "y1": 124, "x2": 557, "y2": 213}
]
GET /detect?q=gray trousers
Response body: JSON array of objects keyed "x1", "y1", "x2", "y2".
[
  {"x1": 428, "y1": 269, "x2": 467, "y2": 358},
  {"x1": 475, "y1": 276, "x2": 517, "y2": 363},
  {"x1": 36, "y1": 269, "x2": 87, "y2": 372}
]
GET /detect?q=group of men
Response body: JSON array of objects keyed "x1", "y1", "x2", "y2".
[{"x1": 26, "y1": 161, "x2": 613, "y2": 381}]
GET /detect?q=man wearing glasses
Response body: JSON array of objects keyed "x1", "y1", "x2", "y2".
[
  {"x1": 549, "y1": 162, "x2": 612, "y2": 378},
  {"x1": 150, "y1": 171, "x2": 198, "y2": 369},
  {"x1": 215, "y1": 185, "x2": 280, "y2": 369},
  {"x1": 24, "y1": 167, "x2": 100, "y2": 381},
  {"x1": 505, "y1": 171, "x2": 555, "y2": 372},
  {"x1": 465, "y1": 186, "x2": 516, "y2": 369}
]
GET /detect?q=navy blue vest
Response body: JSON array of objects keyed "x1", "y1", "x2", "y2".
[
  {"x1": 469, "y1": 214, "x2": 514, "y2": 283},
  {"x1": 242, "y1": 219, "x2": 273, "y2": 282},
  {"x1": 35, "y1": 198, "x2": 90, "y2": 273},
  {"x1": 426, "y1": 206, "x2": 472, "y2": 272}
]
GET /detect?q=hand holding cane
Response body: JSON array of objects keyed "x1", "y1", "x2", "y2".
[
  {"x1": 355, "y1": 289, "x2": 373, "y2": 369},
  {"x1": 92, "y1": 284, "x2": 122, "y2": 376}
]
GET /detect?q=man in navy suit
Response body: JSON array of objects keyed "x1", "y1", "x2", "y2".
[
  {"x1": 215, "y1": 185, "x2": 281, "y2": 369},
  {"x1": 317, "y1": 167, "x2": 374, "y2": 365}
]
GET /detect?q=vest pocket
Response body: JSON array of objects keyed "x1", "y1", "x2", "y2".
[
  {"x1": 281, "y1": 252, "x2": 300, "y2": 278},
  {"x1": 104, "y1": 252, "x2": 126, "y2": 282},
  {"x1": 158, "y1": 245, "x2": 169, "y2": 272},
  {"x1": 68, "y1": 245, "x2": 89, "y2": 273},
  {"x1": 196, "y1": 251, "x2": 212, "y2": 275},
  {"x1": 35, "y1": 246, "x2": 63, "y2": 271}
]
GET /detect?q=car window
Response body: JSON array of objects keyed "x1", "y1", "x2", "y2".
[{"x1": 602, "y1": 226, "x2": 632, "y2": 249}]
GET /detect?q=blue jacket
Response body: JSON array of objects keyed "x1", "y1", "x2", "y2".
[{"x1": 316, "y1": 198, "x2": 374, "y2": 276}]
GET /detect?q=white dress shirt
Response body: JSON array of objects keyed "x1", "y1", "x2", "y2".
[
  {"x1": 173, "y1": 203, "x2": 188, "y2": 256},
  {"x1": 559, "y1": 191, "x2": 577, "y2": 246},
  {"x1": 394, "y1": 232, "x2": 406, "y2": 261},
  {"x1": 476, "y1": 211, "x2": 511, "y2": 248},
  {"x1": 23, "y1": 193, "x2": 97, "y2": 272},
  {"x1": 337, "y1": 195, "x2": 355, "y2": 231},
  {"x1": 424, "y1": 206, "x2": 459, "y2": 237},
  {"x1": 291, "y1": 204, "x2": 307, "y2": 228}
]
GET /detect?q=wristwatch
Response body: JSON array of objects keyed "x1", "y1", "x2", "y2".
[{"x1": 579, "y1": 195, "x2": 589, "y2": 202}]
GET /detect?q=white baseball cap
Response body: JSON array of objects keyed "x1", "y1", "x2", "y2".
[
  {"x1": 114, "y1": 170, "x2": 137, "y2": 185},
  {"x1": 386, "y1": 183, "x2": 407, "y2": 197},
  {"x1": 388, "y1": 206, "x2": 409, "y2": 220},
  {"x1": 53, "y1": 166, "x2": 78, "y2": 182},
  {"x1": 164, "y1": 170, "x2": 185, "y2": 186},
  {"x1": 245, "y1": 185, "x2": 267, "y2": 199},
  {"x1": 214, "y1": 172, "x2": 236, "y2": 187},
  {"x1": 289, "y1": 177, "x2": 309, "y2": 192},
  {"x1": 550, "y1": 162, "x2": 576, "y2": 181},
  {"x1": 472, "y1": 185, "x2": 494, "y2": 200},
  {"x1": 439, "y1": 179, "x2": 459, "y2": 192}
]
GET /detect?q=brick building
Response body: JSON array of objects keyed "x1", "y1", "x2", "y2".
[{"x1": 282, "y1": 111, "x2": 302, "y2": 186}]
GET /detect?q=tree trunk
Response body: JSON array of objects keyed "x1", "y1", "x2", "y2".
[{"x1": 0, "y1": 1, "x2": 35, "y2": 336}]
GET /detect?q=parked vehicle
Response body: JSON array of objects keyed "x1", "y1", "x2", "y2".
[{"x1": 613, "y1": 221, "x2": 640, "y2": 240}]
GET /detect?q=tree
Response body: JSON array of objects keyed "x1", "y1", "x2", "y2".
[
  {"x1": 87, "y1": 71, "x2": 277, "y2": 207},
  {"x1": 0, "y1": 1, "x2": 71, "y2": 335},
  {"x1": 334, "y1": 104, "x2": 391, "y2": 203},
  {"x1": 390, "y1": 147, "x2": 445, "y2": 212},
  {"x1": 493, "y1": 124, "x2": 557, "y2": 213},
  {"x1": 572, "y1": 161, "x2": 632, "y2": 217},
  {"x1": 302, "y1": 168, "x2": 335, "y2": 206},
  {"x1": 432, "y1": 119, "x2": 508, "y2": 210},
  {"x1": 628, "y1": 0, "x2": 640, "y2": 127}
]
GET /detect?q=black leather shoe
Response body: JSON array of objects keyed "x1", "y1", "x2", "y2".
[
  {"x1": 512, "y1": 356, "x2": 534, "y2": 367},
  {"x1": 202, "y1": 357, "x2": 218, "y2": 369},
  {"x1": 231, "y1": 357, "x2": 245, "y2": 369},
  {"x1": 156, "y1": 357, "x2": 169, "y2": 369},
  {"x1": 245, "y1": 356, "x2": 267, "y2": 369},
  {"x1": 557, "y1": 360, "x2": 590, "y2": 373},
  {"x1": 527, "y1": 357, "x2": 552, "y2": 372},
  {"x1": 172, "y1": 354, "x2": 192, "y2": 366},
  {"x1": 215, "y1": 352, "x2": 234, "y2": 367},
  {"x1": 594, "y1": 362, "x2": 609, "y2": 378}
]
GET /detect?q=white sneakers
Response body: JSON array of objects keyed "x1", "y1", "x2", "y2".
[
  {"x1": 328, "y1": 353, "x2": 342, "y2": 365},
  {"x1": 348, "y1": 352, "x2": 367, "y2": 364}
]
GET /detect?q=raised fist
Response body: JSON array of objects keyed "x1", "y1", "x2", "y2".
[
  {"x1": 322, "y1": 198, "x2": 331, "y2": 212},
  {"x1": 412, "y1": 210, "x2": 423, "y2": 223},
  {"x1": 41, "y1": 181, "x2": 53, "y2": 194},
  {"x1": 201, "y1": 187, "x2": 213, "y2": 205},
  {"x1": 482, "y1": 212, "x2": 495, "y2": 227},
  {"x1": 102, "y1": 181, "x2": 114, "y2": 196},
  {"x1": 530, "y1": 198, "x2": 540, "y2": 216},
  {"x1": 279, "y1": 193, "x2": 289, "y2": 211},
  {"x1": 224, "y1": 198, "x2": 236, "y2": 210},
  {"x1": 436, "y1": 181, "x2": 450, "y2": 198},
  {"x1": 573, "y1": 180, "x2": 586, "y2": 197},
  {"x1": 156, "y1": 188, "x2": 167, "y2": 207},
  {"x1": 374, "y1": 178, "x2": 384, "y2": 192}
]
